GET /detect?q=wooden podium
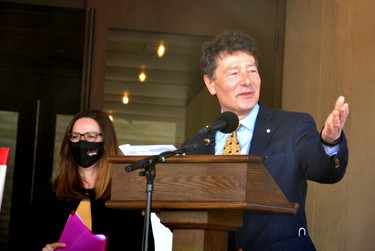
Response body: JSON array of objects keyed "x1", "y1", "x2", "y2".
[{"x1": 106, "y1": 155, "x2": 298, "y2": 251}]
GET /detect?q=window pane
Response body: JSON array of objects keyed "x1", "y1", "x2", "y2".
[{"x1": 53, "y1": 115, "x2": 73, "y2": 179}]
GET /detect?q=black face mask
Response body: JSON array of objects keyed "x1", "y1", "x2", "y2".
[{"x1": 69, "y1": 140, "x2": 104, "y2": 168}]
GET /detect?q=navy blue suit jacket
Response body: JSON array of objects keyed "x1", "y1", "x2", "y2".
[{"x1": 182, "y1": 103, "x2": 348, "y2": 251}]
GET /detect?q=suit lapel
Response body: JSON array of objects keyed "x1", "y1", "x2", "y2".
[{"x1": 249, "y1": 104, "x2": 276, "y2": 156}]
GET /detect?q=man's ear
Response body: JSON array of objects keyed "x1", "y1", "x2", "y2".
[{"x1": 203, "y1": 75, "x2": 216, "y2": 95}]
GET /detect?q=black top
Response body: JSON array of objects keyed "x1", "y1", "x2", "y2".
[{"x1": 28, "y1": 184, "x2": 154, "y2": 251}]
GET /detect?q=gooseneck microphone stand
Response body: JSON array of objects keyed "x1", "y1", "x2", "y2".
[{"x1": 124, "y1": 135, "x2": 214, "y2": 251}]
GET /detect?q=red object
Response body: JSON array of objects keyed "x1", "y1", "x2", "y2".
[{"x1": 0, "y1": 148, "x2": 10, "y2": 165}]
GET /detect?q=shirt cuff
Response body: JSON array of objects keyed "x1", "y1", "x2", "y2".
[{"x1": 322, "y1": 144, "x2": 340, "y2": 156}]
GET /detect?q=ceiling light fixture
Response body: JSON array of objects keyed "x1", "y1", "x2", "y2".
[
  {"x1": 122, "y1": 93, "x2": 129, "y2": 104},
  {"x1": 157, "y1": 42, "x2": 165, "y2": 58},
  {"x1": 138, "y1": 71, "x2": 147, "y2": 82}
]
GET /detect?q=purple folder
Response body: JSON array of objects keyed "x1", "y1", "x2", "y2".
[{"x1": 58, "y1": 211, "x2": 108, "y2": 251}]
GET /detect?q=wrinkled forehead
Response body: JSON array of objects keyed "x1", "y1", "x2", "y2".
[
  {"x1": 216, "y1": 51, "x2": 257, "y2": 67},
  {"x1": 217, "y1": 50, "x2": 255, "y2": 62}
]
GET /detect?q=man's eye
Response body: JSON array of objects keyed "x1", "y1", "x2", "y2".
[{"x1": 248, "y1": 67, "x2": 258, "y2": 74}]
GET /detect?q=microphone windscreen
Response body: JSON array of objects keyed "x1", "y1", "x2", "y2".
[{"x1": 219, "y1": 111, "x2": 239, "y2": 133}]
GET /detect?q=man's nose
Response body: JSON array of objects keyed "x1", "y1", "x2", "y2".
[{"x1": 241, "y1": 71, "x2": 252, "y2": 86}]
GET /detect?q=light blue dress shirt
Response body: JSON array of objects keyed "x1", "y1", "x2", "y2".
[{"x1": 215, "y1": 104, "x2": 259, "y2": 155}]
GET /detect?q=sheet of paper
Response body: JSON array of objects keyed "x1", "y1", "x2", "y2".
[
  {"x1": 119, "y1": 144, "x2": 175, "y2": 251},
  {"x1": 119, "y1": 144, "x2": 177, "y2": 156}
]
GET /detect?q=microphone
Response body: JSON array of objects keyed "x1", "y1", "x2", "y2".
[
  {"x1": 199, "y1": 111, "x2": 239, "y2": 135},
  {"x1": 177, "y1": 136, "x2": 214, "y2": 154},
  {"x1": 125, "y1": 155, "x2": 162, "y2": 173}
]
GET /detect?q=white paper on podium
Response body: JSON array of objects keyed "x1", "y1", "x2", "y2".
[
  {"x1": 119, "y1": 144, "x2": 177, "y2": 156},
  {"x1": 119, "y1": 144, "x2": 175, "y2": 251}
]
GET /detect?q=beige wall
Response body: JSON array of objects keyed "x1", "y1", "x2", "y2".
[{"x1": 283, "y1": 0, "x2": 375, "y2": 250}]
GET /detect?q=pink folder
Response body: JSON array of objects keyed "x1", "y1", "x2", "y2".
[{"x1": 58, "y1": 211, "x2": 108, "y2": 251}]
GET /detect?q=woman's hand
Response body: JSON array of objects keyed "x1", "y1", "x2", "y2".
[{"x1": 42, "y1": 242, "x2": 66, "y2": 251}]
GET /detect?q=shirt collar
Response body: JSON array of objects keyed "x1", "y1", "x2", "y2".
[
  {"x1": 217, "y1": 103, "x2": 260, "y2": 137},
  {"x1": 239, "y1": 103, "x2": 259, "y2": 133}
]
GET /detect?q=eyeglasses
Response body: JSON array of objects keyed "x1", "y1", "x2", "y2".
[{"x1": 68, "y1": 132, "x2": 102, "y2": 143}]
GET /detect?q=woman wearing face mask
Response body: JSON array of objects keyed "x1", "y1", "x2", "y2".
[{"x1": 28, "y1": 110, "x2": 154, "y2": 251}]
